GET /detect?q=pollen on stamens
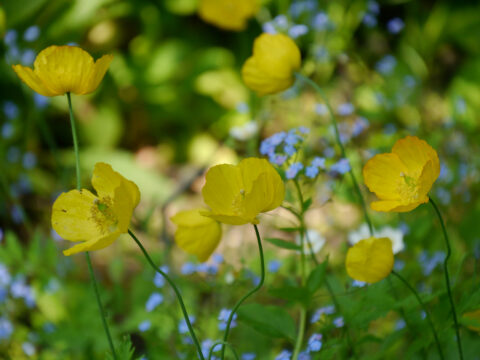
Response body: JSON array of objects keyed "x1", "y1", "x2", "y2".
[
  {"x1": 240, "y1": 189, "x2": 245, "y2": 195},
  {"x1": 400, "y1": 172, "x2": 405, "y2": 177}
]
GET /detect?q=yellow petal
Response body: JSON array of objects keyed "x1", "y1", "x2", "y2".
[
  {"x1": 85, "y1": 54, "x2": 114, "y2": 94},
  {"x1": 11, "y1": 65, "x2": 58, "y2": 96},
  {"x1": 346, "y1": 237, "x2": 394, "y2": 283},
  {"x1": 63, "y1": 231, "x2": 121, "y2": 256},
  {"x1": 371, "y1": 200, "x2": 424, "y2": 213},
  {"x1": 171, "y1": 209, "x2": 222, "y2": 262},
  {"x1": 392, "y1": 136, "x2": 440, "y2": 178},
  {"x1": 363, "y1": 153, "x2": 407, "y2": 200},
  {"x1": 51, "y1": 189, "x2": 102, "y2": 241},
  {"x1": 202, "y1": 163, "x2": 243, "y2": 216},
  {"x1": 92, "y1": 162, "x2": 140, "y2": 208},
  {"x1": 417, "y1": 159, "x2": 439, "y2": 199},
  {"x1": 198, "y1": 0, "x2": 257, "y2": 31},
  {"x1": 242, "y1": 33, "x2": 301, "y2": 95}
]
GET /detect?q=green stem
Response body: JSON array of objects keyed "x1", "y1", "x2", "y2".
[
  {"x1": 391, "y1": 271, "x2": 444, "y2": 360},
  {"x1": 429, "y1": 198, "x2": 463, "y2": 360},
  {"x1": 220, "y1": 224, "x2": 265, "y2": 360},
  {"x1": 294, "y1": 73, "x2": 374, "y2": 236},
  {"x1": 66, "y1": 92, "x2": 116, "y2": 359},
  {"x1": 207, "y1": 341, "x2": 239, "y2": 360},
  {"x1": 128, "y1": 230, "x2": 204, "y2": 360},
  {"x1": 292, "y1": 307, "x2": 307, "y2": 359}
]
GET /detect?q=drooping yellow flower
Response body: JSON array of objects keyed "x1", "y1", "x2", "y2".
[
  {"x1": 202, "y1": 157, "x2": 285, "y2": 225},
  {"x1": 242, "y1": 33, "x2": 301, "y2": 96},
  {"x1": 463, "y1": 309, "x2": 480, "y2": 333},
  {"x1": 12, "y1": 45, "x2": 113, "y2": 97},
  {"x1": 52, "y1": 163, "x2": 140, "y2": 256},
  {"x1": 346, "y1": 237, "x2": 394, "y2": 283},
  {"x1": 363, "y1": 136, "x2": 440, "y2": 212},
  {"x1": 171, "y1": 208, "x2": 222, "y2": 262},
  {"x1": 198, "y1": 0, "x2": 257, "y2": 31}
]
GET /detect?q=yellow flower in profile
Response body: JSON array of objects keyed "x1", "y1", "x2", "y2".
[
  {"x1": 12, "y1": 45, "x2": 113, "y2": 96},
  {"x1": 202, "y1": 157, "x2": 285, "y2": 225},
  {"x1": 52, "y1": 163, "x2": 140, "y2": 256},
  {"x1": 463, "y1": 309, "x2": 480, "y2": 333},
  {"x1": 171, "y1": 209, "x2": 222, "y2": 262},
  {"x1": 198, "y1": 0, "x2": 257, "y2": 31},
  {"x1": 242, "y1": 33, "x2": 301, "y2": 96},
  {"x1": 363, "y1": 136, "x2": 440, "y2": 212},
  {"x1": 346, "y1": 237, "x2": 394, "y2": 283}
]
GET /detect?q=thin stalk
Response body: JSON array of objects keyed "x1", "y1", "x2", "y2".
[
  {"x1": 128, "y1": 230, "x2": 204, "y2": 360},
  {"x1": 220, "y1": 224, "x2": 265, "y2": 360},
  {"x1": 292, "y1": 307, "x2": 307, "y2": 359},
  {"x1": 207, "y1": 341, "x2": 239, "y2": 360},
  {"x1": 391, "y1": 271, "x2": 444, "y2": 360},
  {"x1": 294, "y1": 73, "x2": 373, "y2": 236},
  {"x1": 430, "y1": 198, "x2": 463, "y2": 360},
  {"x1": 67, "y1": 93, "x2": 116, "y2": 359}
]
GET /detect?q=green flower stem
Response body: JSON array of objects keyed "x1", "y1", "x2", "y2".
[
  {"x1": 304, "y1": 227, "x2": 357, "y2": 359},
  {"x1": 220, "y1": 224, "x2": 265, "y2": 360},
  {"x1": 66, "y1": 92, "x2": 117, "y2": 359},
  {"x1": 128, "y1": 230, "x2": 204, "y2": 360},
  {"x1": 430, "y1": 198, "x2": 463, "y2": 360},
  {"x1": 292, "y1": 180, "x2": 307, "y2": 359},
  {"x1": 391, "y1": 271, "x2": 444, "y2": 360},
  {"x1": 207, "y1": 341, "x2": 239, "y2": 360},
  {"x1": 294, "y1": 73, "x2": 374, "y2": 236}
]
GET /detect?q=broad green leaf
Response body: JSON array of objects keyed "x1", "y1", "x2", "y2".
[
  {"x1": 237, "y1": 303, "x2": 296, "y2": 341},
  {"x1": 307, "y1": 258, "x2": 329, "y2": 295},
  {"x1": 302, "y1": 197, "x2": 313, "y2": 212},
  {"x1": 264, "y1": 238, "x2": 301, "y2": 251}
]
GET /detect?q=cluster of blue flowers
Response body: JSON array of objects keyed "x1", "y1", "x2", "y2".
[
  {"x1": 180, "y1": 253, "x2": 223, "y2": 276},
  {"x1": 218, "y1": 308, "x2": 237, "y2": 330},
  {"x1": 362, "y1": 1, "x2": 405, "y2": 35}
]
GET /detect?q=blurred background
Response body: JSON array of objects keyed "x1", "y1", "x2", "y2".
[{"x1": 0, "y1": 0, "x2": 479, "y2": 358}]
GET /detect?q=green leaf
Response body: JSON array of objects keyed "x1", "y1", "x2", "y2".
[
  {"x1": 4, "y1": 231, "x2": 23, "y2": 265},
  {"x1": 237, "y1": 304, "x2": 296, "y2": 340},
  {"x1": 302, "y1": 197, "x2": 313, "y2": 212},
  {"x1": 278, "y1": 227, "x2": 302, "y2": 233},
  {"x1": 269, "y1": 285, "x2": 309, "y2": 304},
  {"x1": 264, "y1": 238, "x2": 301, "y2": 251},
  {"x1": 306, "y1": 258, "x2": 328, "y2": 295}
]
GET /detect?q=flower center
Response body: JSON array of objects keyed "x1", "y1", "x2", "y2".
[
  {"x1": 91, "y1": 197, "x2": 118, "y2": 234},
  {"x1": 398, "y1": 173, "x2": 420, "y2": 202}
]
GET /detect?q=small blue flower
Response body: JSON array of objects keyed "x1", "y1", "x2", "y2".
[
  {"x1": 145, "y1": 292, "x2": 163, "y2": 312},
  {"x1": 363, "y1": 13, "x2": 377, "y2": 28},
  {"x1": 387, "y1": 18, "x2": 404, "y2": 34},
  {"x1": 3, "y1": 101, "x2": 19, "y2": 119},
  {"x1": 178, "y1": 316, "x2": 195, "y2": 334},
  {"x1": 22, "y1": 342, "x2": 35, "y2": 356},
  {"x1": 271, "y1": 154, "x2": 287, "y2": 165},
  {"x1": 285, "y1": 132, "x2": 301, "y2": 145},
  {"x1": 33, "y1": 93, "x2": 49, "y2": 109},
  {"x1": 307, "y1": 333, "x2": 323, "y2": 351},
  {"x1": 286, "y1": 162, "x2": 304, "y2": 179},
  {"x1": 315, "y1": 103, "x2": 328, "y2": 115},
  {"x1": 289, "y1": 24, "x2": 309, "y2": 39},
  {"x1": 375, "y1": 55, "x2": 397, "y2": 75},
  {"x1": 138, "y1": 320, "x2": 151, "y2": 332},
  {"x1": 284, "y1": 144, "x2": 296, "y2": 156},
  {"x1": 21, "y1": 49, "x2": 36, "y2": 65},
  {"x1": 4, "y1": 30, "x2": 17, "y2": 46},
  {"x1": 298, "y1": 352, "x2": 311, "y2": 360},
  {"x1": 311, "y1": 157, "x2": 326, "y2": 169},
  {"x1": 330, "y1": 158, "x2": 350, "y2": 175},
  {"x1": 241, "y1": 353, "x2": 256, "y2": 360},
  {"x1": 352, "y1": 117, "x2": 369, "y2": 136},
  {"x1": 367, "y1": 1, "x2": 380, "y2": 14},
  {"x1": 218, "y1": 308, "x2": 237, "y2": 330},
  {"x1": 274, "y1": 15, "x2": 289, "y2": 29},
  {"x1": 275, "y1": 350, "x2": 292, "y2": 360},
  {"x1": 23, "y1": 26, "x2": 40, "y2": 42},
  {"x1": 267, "y1": 259, "x2": 282, "y2": 273},
  {"x1": 235, "y1": 102, "x2": 249, "y2": 114},
  {"x1": 337, "y1": 102, "x2": 354, "y2": 116},
  {"x1": 352, "y1": 280, "x2": 366, "y2": 287},
  {"x1": 0, "y1": 317, "x2": 13, "y2": 340},
  {"x1": 181, "y1": 262, "x2": 197, "y2": 275},
  {"x1": 22, "y1": 152, "x2": 37, "y2": 169},
  {"x1": 311, "y1": 305, "x2": 335, "y2": 323},
  {"x1": 312, "y1": 12, "x2": 329, "y2": 31},
  {"x1": 305, "y1": 166, "x2": 319, "y2": 179},
  {"x1": 10, "y1": 276, "x2": 35, "y2": 307},
  {"x1": 323, "y1": 147, "x2": 335, "y2": 158},
  {"x1": 394, "y1": 259, "x2": 405, "y2": 271},
  {"x1": 298, "y1": 126, "x2": 310, "y2": 134},
  {"x1": 333, "y1": 316, "x2": 344, "y2": 328},
  {"x1": 395, "y1": 319, "x2": 406, "y2": 330},
  {"x1": 212, "y1": 253, "x2": 224, "y2": 264},
  {"x1": 1, "y1": 123, "x2": 14, "y2": 139},
  {"x1": 262, "y1": 22, "x2": 277, "y2": 34},
  {"x1": 154, "y1": 273, "x2": 165, "y2": 288},
  {"x1": 404, "y1": 75, "x2": 417, "y2": 88}
]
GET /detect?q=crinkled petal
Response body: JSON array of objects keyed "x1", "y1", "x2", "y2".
[
  {"x1": 417, "y1": 159, "x2": 439, "y2": 199},
  {"x1": 198, "y1": 0, "x2": 257, "y2": 31},
  {"x1": 52, "y1": 189, "x2": 101, "y2": 241},
  {"x1": 202, "y1": 164, "x2": 243, "y2": 216},
  {"x1": 242, "y1": 56, "x2": 294, "y2": 96},
  {"x1": 363, "y1": 153, "x2": 408, "y2": 200},
  {"x1": 11, "y1": 65, "x2": 58, "y2": 96},
  {"x1": 84, "y1": 54, "x2": 114, "y2": 94},
  {"x1": 346, "y1": 237, "x2": 394, "y2": 283},
  {"x1": 172, "y1": 209, "x2": 222, "y2": 262},
  {"x1": 201, "y1": 210, "x2": 255, "y2": 226},
  {"x1": 371, "y1": 199, "x2": 425, "y2": 213},
  {"x1": 392, "y1": 136, "x2": 440, "y2": 177},
  {"x1": 63, "y1": 231, "x2": 121, "y2": 256}
]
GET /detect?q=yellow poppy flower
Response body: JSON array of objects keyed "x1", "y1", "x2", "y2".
[
  {"x1": 202, "y1": 157, "x2": 285, "y2": 225},
  {"x1": 12, "y1": 45, "x2": 113, "y2": 97},
  {"x1": 242, "y1": 33, "x2": 301, "y2": 96},
  {"x1": 363, "y1": 136, "x2": 440, "y2": 212},
  {"x1": 198, "y1": 0, "x2": 257, "y2": 31},
  {"x1": 52, "y1": 162, "x2": 140, "y2": 256},
  {"x1": 171, "y1": 208, "x2": 222, "y2": 262},
  {"x1": 463, "y1": 309, "x2": 480, "y2": 333},
  {"x1": 346, "y1": 237, "x2": 394, "y2": 283}
]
